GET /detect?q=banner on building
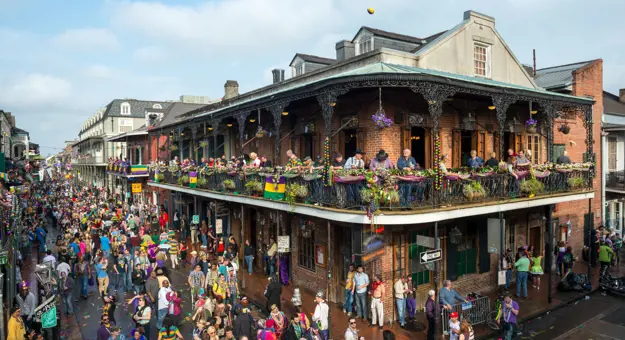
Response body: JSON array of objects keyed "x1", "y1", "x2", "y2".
[
  {"x1": 264, "y1": 176, "x2": 286, "y2": 200},
  {"x1": 189, "y1": 171, "x2": 197, "y2": 188}
]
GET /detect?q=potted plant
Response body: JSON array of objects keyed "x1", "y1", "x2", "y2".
[
  {"x1": 255, "y1": 127, "x2": 267, "y2": 138},
  {"x1": 197, "y1": 177, "x2": 208, "y2": 188},
  {"x1": 380, "y1": 190, "x2": 400, "y2": 205},
  {"x1": 178, "y1": 175, "x2": 190, "y2": 186},
  {"x1": 567, "y1": 177, "x2": 585, "y2": 189},
  {"x1": 222, "y1": 179, "x2": 236, "y2": 191},
  {"x1": 462, "y1": 181, "x2": 486, "y2": 201},
  {"x1": 294, "y1": 184, "x2": 309, "y2": 200},
  {"x1": 525, "y1": 118, "x2": 538, "y2": 133},
  {"x1": 170, "y1": 144, "x2": 179, "y2": 151},
  {"x1": 245, "y1": 181, "x2": 263, "y2": 195},
  {"x1": 154, "y1": 173, "x2": 164, "y2": 183},
  {"x1": 558, "y1": 124, "x2": 570, "y2": 134},
  {"x1": 519, "y1": 178, "x2": 545, "y2": 196}
]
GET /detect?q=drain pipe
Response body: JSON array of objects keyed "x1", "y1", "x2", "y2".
[{"x1": 601, "y1": 131, "x2": 608, "y2": 227}]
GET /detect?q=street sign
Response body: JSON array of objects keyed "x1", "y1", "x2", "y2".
[
  {"x1": 420, "y1": 249, "x2": 442, "y2": 264},
  {"x1": 41, "y1": 306, "x2": 57, "y2": 328},
  {"x1": 192, "y1": 215, "x2": 200, "y2": 224},
  {"x1": 131, "y1": 183, "x2": 142, "y2": 193},
  {"x1": 33, "y1": 296, "x2": 56, "y2": 323},
  {"x1": 278, "y1": 236, "x2": 290, "y2": 253},
  {"x1": 416, "y1": 235, "x2": 436, "y2": 248}
]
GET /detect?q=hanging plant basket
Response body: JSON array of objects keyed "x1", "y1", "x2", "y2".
[
  {"x1": 169, "y1": 145, "x2": 179, "y2": 151},
  {"x1": 525, "y1": 118, "x2": 538, "y2": 133},
  {"x1": 558, "y1": 124, "x2": 570, "y2": 134},
  {"x1": 199, "y1": 141, "x2": 208, "y2": 148},
  {"x1": 372, "y1": 110, "x2": 392, "y2": 129},
  {"x1": 255, "y1": 127, "x2": 267, "y2": 138},
  {"x1": 449, "y1": 227, "x2": 463, "y2": 244}
]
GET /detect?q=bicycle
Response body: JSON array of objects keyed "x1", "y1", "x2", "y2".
[{"x1": 487, "y1": 293, "x2": 505, "y2": 330}]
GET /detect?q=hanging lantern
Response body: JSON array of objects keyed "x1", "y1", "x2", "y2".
[
  {"x1": 462, "y1": 113, "x2": 477, "y2": 131},
  {"x1": 449, "y1": 226, "x2": 462, "y2": 244}
]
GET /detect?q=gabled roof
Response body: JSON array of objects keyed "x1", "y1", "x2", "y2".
[
  {"x1": 104, "y1": 99, "x2": 172, "y2": 118},
  {"x1": 152, "y1": 102, "x2": 207, "y2": 130},
  {"x1": 411, "y1": 30, "x2": 448, "y2": 53},
  {"x1": 534, "y1": 60, "x2": 599, "y2": 91},
  {"x1": 353, "y1": 26, "x2": 423, "y2": 44},
  {"x1": 289, "y1": 53, "x2": 336, "y2": 67},
  {"x1": 604, "y1": 91, "x2": 625, "y2": 115},
  {"x1": 11, "y1": 127, "x2": 28, "y2": 135}
]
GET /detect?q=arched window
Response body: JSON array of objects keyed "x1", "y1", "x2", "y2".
[
  {"x1": 121, "y1": 102, "x2": 131, "y2": 115},
  {"x1": 152, "y1": 103, "x2": 162, "y2": 109}
]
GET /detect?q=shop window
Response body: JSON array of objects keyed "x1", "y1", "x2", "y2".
[
  {"x1": 408, "y1": 230, "x2": 431, "y2": 286},
  {"x1": 457, "y1": 226, "x2": 478, "y2": 277},
  {"x1": 393, "y1": 234, "x2": 406, "y2": 279},
  {"x1": 298, "y1": 230, "x2": 315, "y2": 271}
]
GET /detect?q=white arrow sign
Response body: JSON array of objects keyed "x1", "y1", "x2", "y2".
[{"x1": 420, "y1": 249, "x2": 442, "y2": 264}]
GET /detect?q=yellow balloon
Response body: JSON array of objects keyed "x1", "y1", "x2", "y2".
[{"x1": 367, "y1": 8, "x2": 375, "y2": 14}]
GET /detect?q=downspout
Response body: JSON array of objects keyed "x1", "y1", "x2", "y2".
[{"x1": 602, "y1": 128, "x2": 608, "y2": 227}]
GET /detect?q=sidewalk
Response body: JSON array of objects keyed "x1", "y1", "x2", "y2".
[
  {"x1": 240, "y1": 260, "x2": 625, "y2": 340},
  {"x1": 23, "y1": 226, "x2": 82, "y2": 340}
]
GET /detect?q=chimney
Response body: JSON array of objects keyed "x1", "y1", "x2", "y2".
[
  {"x1": 271, "y1": 69, "x2": 285, "y2": 84},
  {"x1": 619, "y1": 89, "x2": 625, "y2": 103},
  {"x1": 336, "y1": 40, "x2": 355, "y2": 62},
  {"x1": 224, "y1": 80, "x2": 239, "y2": 100},
  {"x1": 7, "y1": 113, "x2": 15, "y2": 127}
]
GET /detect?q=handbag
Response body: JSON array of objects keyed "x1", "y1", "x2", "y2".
[{"x1": 88, "y1": 274, "x2": 95, "y2": 286}]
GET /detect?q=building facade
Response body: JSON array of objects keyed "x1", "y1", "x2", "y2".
[
  {"x1": 602, "y1": 90, "x2": 625, "y2": 234},
  {"x1": 145, "y1": 10, "x2": 599, "y2": 326}
]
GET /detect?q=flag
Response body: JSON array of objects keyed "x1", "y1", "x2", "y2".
[
  {"x1": 189, "y1": 171, "x2": 197, "y2": 188},
  {"x1": 263, "y1": 176, "x2": 286, "y2": 200}
]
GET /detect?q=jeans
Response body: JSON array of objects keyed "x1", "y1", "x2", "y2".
[
  {"x1": 269, "y1": 257, "x2": 276, "y2": 276},
  {"x1": 399, "y1": 183, "x2": 412, "y2": 207},
  {"x1": 134, "y1": 284, "x2": 144, "y2": 294},
  {"x1": 80, "y1": 275, "x2": 88, "y2": 296},
  {"x1": 126, "y1": 272, "x2": 132, "y2": 290},
  {"x1": 113, "y1": 273, "x2": 124, "y2": 291},
  {"x1": 396, "y1": 298, "x2": 406, "y2": 326},
  {"x1": 504, "y1": 269, "x2": 512, "y2": 289},
  {"x1": 502, "y1": 321, "x2": 517, "y2": 340},
  {"x1": 427, "y1": 317, "x2": 436, "y2": 340},
  {"x1": 344, "y1": 289, "x2": 354, "y2": 313},
  {"x1": 355, "y1": 292, "x2": 368, "y2": 319},
  {"x1": 201, "y1": 234, "x2": 208, "y2": 247},
  {"x1": 406, "y1": 297, "x2": 416, "y2": 318},
  {"x1": 157, "y1": 308, "x2": 168, "y2": 329},
  {"x1": 62, "y1": 293, "x2": 74, "y2": 314},
  {"x1": 245, "y1": 255, "x2": 254, "y2": 274},
  {"x1": 320, "y1": 329, "x2": 329, "y2": 340},
  {"x1": 516, "y1": 271, "x2": 528, "y2": 297},
  {"x1": 102, "y1": 249, "x2": 110, "y2": 258}
]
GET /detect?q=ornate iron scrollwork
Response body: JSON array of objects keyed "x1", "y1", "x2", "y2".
[
  {"x1": 268, "y1": 103, "x2": 289, "y2": 164},
  {"x1": 491, "y1": 94, "x2": 518, "y2": 158},
  {"x1": 235, "y1": 111, "x2": 251, "y2": 152},
  {"x1": 410, "y1": 83, "x2": 456, "y2": 132},
  {"x1": 316, "y1": 87, "x2": 350, "y2": 135},
  {"x1": 341, "y1": 116, "x2": 359, "y2": 129}
]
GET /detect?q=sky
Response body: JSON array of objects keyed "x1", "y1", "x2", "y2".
[{"x1": 1, "y1": 0, "x2": 624, "y2": 155}]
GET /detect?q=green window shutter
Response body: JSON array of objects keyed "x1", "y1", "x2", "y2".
[
  {"x1": 457, "y1": 250, "x2": 466, "y2": 277},
  {"x1": 466, "y1": 248, "x2": 477, "y2": 274}
]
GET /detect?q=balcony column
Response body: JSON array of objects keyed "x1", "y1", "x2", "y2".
[
  {"x1": 317, "y1": 88, "x2": 348, "y2": 185},
  {"x1": 541, "y1": 102, "x2": 556, "y2": 162},
  {"x1": 177, "y1": 128, "x2": 183, "y2": 160},
  {"x1": 491, "y1": 94, "x2": 518, "y2": 160},
  {"x1": 212, "y1": 120, "x2": 221, "y2": 158},
  {"x1": 191, "y1": 126, "x2": 198, "y2": 162},
  {"x1": 203, "y1": 122, "x2": 208, "y2": 159},
  {"x1": 582, "y1": 104, "x2": 595, "y2": 162},
  {"x1": 236, "y1": 111, "x2": 251, "y2": 155},
  {"x1": 411, "y1": 83, "x2": 456, "y2": 196},
  {"x1": 269, "y1": 103, "x2": 289, "y2": 165}
]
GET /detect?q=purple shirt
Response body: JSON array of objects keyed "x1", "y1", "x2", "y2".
[{"x1": 502, "y1": 300, "x2": 519, "y2": 324}]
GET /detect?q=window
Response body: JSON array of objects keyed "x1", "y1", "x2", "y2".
[
  {"x1": 505, "y1": 223, "x2": 515, "y2": 252},
  {"x1": 526, "y1": 134, "x2": 543, "y2": 163},
  {"x1": 608, "y1": 137, "x2": 617, "y2": 171},
  {"x1": 118, "y1": 118, "x2": 133, "y2": 133},
  {"x1": 293, "y1": 63, "x2": 304, "y2": 77},
  {"x1": 120, "y1": 102, "x2": 131, "y2": 115},
  {"x1": 298, "y1": 229, "x2": 315, "y2": 271},
  {"x1": 408, "y1": 230, "x2": 431, "y2": 286},
  {"x1": 152, "y1": 103, "x2": 162, "y2": 109},
  {"x1": 473, "y1": 43, "x2": 491, "y2": 77},
  {"x1": 358, "y1": 37, "x2": 373, "y2": 55}
]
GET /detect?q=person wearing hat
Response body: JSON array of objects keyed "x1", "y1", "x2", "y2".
[
  {"x1": 7, "y1": 307, "x2": 25, "y2": 340},
  {"x1": 397, "y1": 149, "x2": 419, "y2": 207},
  {"x1": 449, "y1": 311, "x2": 460, "y2": 340},
  {"x1": 370, "y1": 149, "x2": 394, "y2": 171},
  {"x1": 344, "y1": 149, "x2": 365, "y2": 169},
  {"x1": 312, "y1": 291, "x2": 329, "y2": 339},
  {"x1": 15, "y1": 281, "x2": 36, "y2": 331}
]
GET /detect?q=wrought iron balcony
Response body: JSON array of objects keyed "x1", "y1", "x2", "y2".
[{"x1": 149, "y1": 164, "x2": 594, "y2": 213}]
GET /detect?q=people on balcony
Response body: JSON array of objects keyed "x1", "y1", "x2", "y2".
[
  {"x1": 260, "y1": 156, "x2": 272, "y2": 168},
  {"x1": 248, "y1": 152, "x2": 261, "y2": 167},
  {"x1": 466, "y1": 150, "x2": 483, "y2": 168},
  {"x1": 285, "y1": 150, "x2": 302, "y2": 169},
  {"x1": 370, "y1": 149, "x2": 394, "y2": 171},
  {"x1": 344, "y1": 149, "x2": 365, "y2": 169},
  {"x1": 331, "y1": 153, "x2": 345, "y2": 169},
  {"x1": 485, "y1": 152, "x2": 499, "y2": 167},
  {"x1": 557, "y1": 150, "x2": 572, "y2": 164},
  {"x1": 515, "y1": 150, "x2": 531, "y2": 169}
]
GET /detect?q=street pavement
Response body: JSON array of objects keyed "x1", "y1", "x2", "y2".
[{"x1": 487, "y1": 291, "x2": 625, "y2": 340}]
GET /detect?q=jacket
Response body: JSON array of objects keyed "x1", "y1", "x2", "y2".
[{"x1": 233, "y1": 312, "x2": 255, "y2": 339}]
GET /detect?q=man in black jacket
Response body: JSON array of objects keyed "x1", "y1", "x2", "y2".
[{"x1": 233, "y1": 308, "x2": 255, "y2": 339}]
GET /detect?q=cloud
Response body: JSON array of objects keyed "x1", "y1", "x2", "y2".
[
  {"x1": 133, "y1": 46, "x2": 169, "y2": 64},
  {"x1": 1, "y1": 74, "x2": 72, "y2": 108},
  {"x1": 109, "y1": 0, "x2": 342, "y2": 55},
  {"x1": 84, "y1": 64, "x2": 117, "y2": 79},
  {"x1": 50, "y1": 28, "x2": 119, "y2": 52}
]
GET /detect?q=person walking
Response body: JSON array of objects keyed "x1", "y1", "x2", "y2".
[
  {"x1": 156, "y1": 279, "x2": 172, "y2": 329},
  {"x1": 514, "y1": 249, "x2": 530, "y2": 299},
  {"x1": 132, "y1": 263, "x2": 146, "y2": 294},
  {"x1": 370, "y1": 275, "x2": 385, "y2": 329},
  {"x1": 497, "y1": 294, "x2": 519, "y2": 340},
  {"x1": 343, "y1": 264, "x2": 355, "y2": 316},
  {"x1": 7, "y1": 307, "x2": 26, "y2": 340},
  {"x1": 96, "y1": 257, "x2": 110, "y2": 298},
  {"x1": 59, "y1": 271, "x2": 74, "y2": 315},
  {"x1": 15, "y1": 282, "x2": 36, "y2": 331},
  {"x1": 312, "y1": 291, "x2": 329, "y2": 340},
  {"x1": 344, "y1": 317, "x2": 358, "y2": 340},
  {"x1": 353, "y1": 265, "x2": 369, "y2": 321},
  {"x1": 75, "y1": 255, "x2": 90, "y2": 299},
  {"x1": 188, "y1": 264, "x2": 205, "y2": 304},
  {"x1": 599, "y1": 240, "x2": 615, "y2": 271},
  {"x1": 530, "y1": 249, "x2": 544, "y2": 290},
  {"x1": 243, "y1": 240, "x2": 254, "y2": 275},
  {"x1": 131, "y1": 295, "x2": 152, "y2": 340}
]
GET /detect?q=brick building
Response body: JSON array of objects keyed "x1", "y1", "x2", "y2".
[{"x1": 146, "y1": 10, "x2": 599, "y2": 327}]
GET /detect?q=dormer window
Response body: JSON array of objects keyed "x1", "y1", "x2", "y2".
[
  {"x1": 152, "y1": 104, "x2": 162, "y2": 109},
  {"x1": 293, "y1": 63, "x2": 304, "y2": 77},
  {"x1": 356, "y1": 36, "x2": 373, "y2": 55},
  {"x1": 473, "y1": 43, "x2": 491, "y2": 78},
  {"x1": 121, "y1": 102, "x2": 131, "y2": 115}
]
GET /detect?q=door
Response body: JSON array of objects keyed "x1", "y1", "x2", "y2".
[
  {"x1": 552, "y1": 144, "x2": 566, "y2": 163},
  {"x1": 333, "y1": 227, "x2": 352, "y2": 304},
  {"x1": 410, "y1": 127, "x2": 427, "y2": 168},
  {"x1": 300, "y1": 134, "x2": 313, "y2": 159},
  {"x1": 342, "y1": 129, "x2": 358, "y2": 159},
  {"x1": 460, "y1": 131, "x2": 473, "y2": 167},
  {"x1": 529, "y1": 227, "x2": 542, "y2": 255}
]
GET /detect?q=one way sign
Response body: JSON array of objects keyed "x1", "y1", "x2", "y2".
[{"x1": 420, "y1": 249, "x2": 442, "y2": 264}]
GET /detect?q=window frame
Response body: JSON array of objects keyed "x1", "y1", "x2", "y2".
[
  {"x1": 357, "y1": 37, "x2": 373, "y2": 55},
  {"x1": 298, "y1": 229, "x2": 316, "y2": 272},
  {"x1": 293, "y1": 63, "x2": 304, "y2": 77},
  {"x1": 120, "y1": 102, "x2": 131, "y2": 115},
  {"x1": 152, "y1": 103, "x2": 162, "y2": 109},
  {"x1": 473, "y1": 42, "x2": 491, "y2": 78},
  {"x1": 118, "y1": 118, "x2": 133, "y2": 133},
  {"x1": 525, "y1": 133, "x2": 544, "y2": 164}
]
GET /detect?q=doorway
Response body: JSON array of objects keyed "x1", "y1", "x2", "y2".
[
  {"x1": 332, "y1": 226, "x2": 353, "y2": 303},
  {"x1": 529, "y1": 227, "x2": 542, "y2": 254},
  {"x1": 460, "y1": 131, "x2": 473, "y2": 167},
  {"x1": 343, "y1": 129, "x2": 358, "y2": 158},
  {"x1": 411, "y1": 127, "x2": 426, "y2": 167},
  {"x1": 300, "y1": 134, "x2": 313, "y2": 159}
]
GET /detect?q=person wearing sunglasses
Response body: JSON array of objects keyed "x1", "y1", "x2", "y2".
[{"x1": 344, "y1": 318, "x2": 358, "y2": 340}]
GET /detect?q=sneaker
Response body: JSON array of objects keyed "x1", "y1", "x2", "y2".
[
  {"x1": 347, "y1": 312, "x2": 352, "y2": 316},
  {"x1": 343, "y1": 309, "x2": 346, "y2": 314}
]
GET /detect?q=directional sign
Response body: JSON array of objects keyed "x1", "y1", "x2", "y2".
[
  {"x1": 420, "y1": 249, "x2": 442, "y2": 264},
  {"x1": 41, "y1": 306, "x2": 57, "y2": 328}
]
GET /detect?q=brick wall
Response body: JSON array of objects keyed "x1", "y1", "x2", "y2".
[
  {"x1": 290, "y1": 216, "x2": 329, "y2": 294},
  {"x1": 553, "y1": 59, "x2": 603, "y2": 258}
]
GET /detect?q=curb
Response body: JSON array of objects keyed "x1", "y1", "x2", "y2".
[{"x1": 475, "y1": 288, "x2": 599, "y2": 340}]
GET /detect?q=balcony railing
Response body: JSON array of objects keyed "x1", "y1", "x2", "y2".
[
  {"x1": 148, "y1": 163, "x2": 594, "y2": 213},
  {"x1": 71, "y1": 155, "x2": 104, "y2": 164},
  {"x1": 606, "y1": 171, "x2": 625, "y2": 191}
]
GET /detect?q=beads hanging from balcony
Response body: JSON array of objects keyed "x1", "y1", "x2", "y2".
[
  {"x1": 449, "y1": 226, "x2": 463, "y2": 244},
  {"x1": 433, "y1": 134, "x2": 442, "y2": 190},
  {"x1": 323, "y1": 136, "x2": 332, "y2": 187}
]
